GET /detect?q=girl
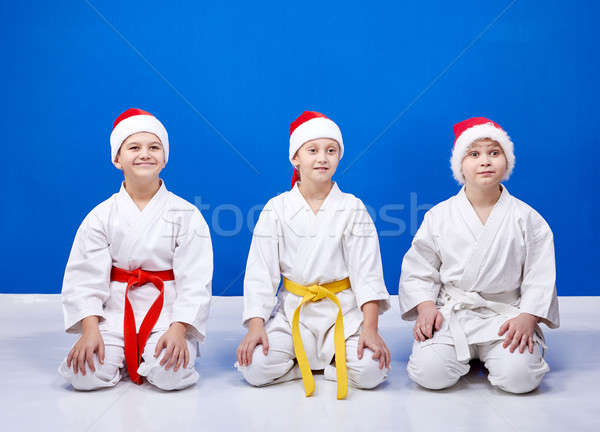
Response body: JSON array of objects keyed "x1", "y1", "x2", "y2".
[{"x1": 236, "y1": 111, "x2": 391, "y2": 399}]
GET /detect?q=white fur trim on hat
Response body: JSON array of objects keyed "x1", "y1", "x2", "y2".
[
  {"x1": 450, "y1": 123, "x2": 515, "y2": 184},
  {"x1": 110, "y1": 115, "x2": 169, "y2": 166},
  {"x1": 289, "y1": 117, "x2": 344, "y2": 164}
]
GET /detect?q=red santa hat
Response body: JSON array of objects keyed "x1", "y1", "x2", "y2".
[
  {"x1": 289, "y1": 111, "x2": 344, "y2": 187},
  {"x1": 110, "y1": 108, "x2": 169, "y2": 166},
  {"x1": 451, "y1": 117, "x2": 515, "y2": 184}
]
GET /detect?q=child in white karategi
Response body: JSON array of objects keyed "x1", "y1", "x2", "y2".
[
  {"x1": 399, "y1": 117, "x2": 559, "y2": 393},
  {"x1": 59, "y1": 108, "x2": 213, "y2": 391},
  {"x1": 235, "y1": 111, "x2": 391, "y2": 399}
]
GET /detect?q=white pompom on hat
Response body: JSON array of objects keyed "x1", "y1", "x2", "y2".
[
  {"x1": 110, "y1": 108, "x2": 169, "y2": 166},
  {"x1": 451, "y1": 116, "x2": 515, "y2": 184}
]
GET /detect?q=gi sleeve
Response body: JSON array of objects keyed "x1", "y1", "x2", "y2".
[
  {"x1": 342, "y1": 199, "x2": 390, "y2": 314},
  {"x1": 519, "y1": 213, "x2": 560, "y2": 328},
  {"x1": 242, "y1": 201, "x2": 281, "y2": 326},
  {"x1": 61, "y1": 211, "x2": 112, "y2": 333},
  {"x1": 398, "y1": 211, "x2": 442, "y2": 321},
  {"x1": 172, "y1": 209, "x2": 214, "y2": 341}
]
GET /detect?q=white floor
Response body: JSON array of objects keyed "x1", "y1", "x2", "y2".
[{"x1": 1, "y1": 295, "x2": 599, "y2": 432}]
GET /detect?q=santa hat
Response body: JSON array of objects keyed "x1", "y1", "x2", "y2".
[
  {"x1": 289, "y1": 111, "x2": 344, "y2": 188},
  {"x1": 110, "y1": 108, "x2": 169, "y2": 166},
  {"x1": 451, "y1": 117, "x2": 515, "y2": 184}
]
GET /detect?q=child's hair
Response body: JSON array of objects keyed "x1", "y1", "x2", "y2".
[{"x1": 470, "y1": 137, "x2": 501, "y2": 147}]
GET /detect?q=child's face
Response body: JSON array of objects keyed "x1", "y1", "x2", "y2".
[
  {"x1": 461, "y1": 138, "x2": 507, "y2": 188},
  {"x1": 292, "y1": 138, "x2": 340, "y2": 184},
  {"x1": 114, "y1": 132, "x2": 166, "y2": 180}
]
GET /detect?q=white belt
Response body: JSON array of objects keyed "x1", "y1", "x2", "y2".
[{"x1": 439, "y1": 286, "x2": 521, "y2": 362}]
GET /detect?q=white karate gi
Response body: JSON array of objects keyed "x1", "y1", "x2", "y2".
[
  {"x1": 59, "y1": 181, "x2": 213, "y2": 390},
  {"x1": 238, "y1": 183, "x2": 391, "y2": 390},
  {"x1": 399, "y1": 185, "x2": 559, "y2": 393}
]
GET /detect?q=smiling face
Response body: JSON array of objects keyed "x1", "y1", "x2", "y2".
[
  {"x1": 461, "y1": 138, "x2": 507, "y2": 189},
  {"x1": 292, "y1": 137, "x2": 340, "y2": 185},
  {"x1": 114, "y1": 132, "x2": 166, "y2": 181}
]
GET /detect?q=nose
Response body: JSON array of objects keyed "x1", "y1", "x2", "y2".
[
  {"x1": 317, "y1": 150, "x2": 328, "y2": 163},
  {"x1": 139, "y1": 147, "x2": 151, "y2": 159}
]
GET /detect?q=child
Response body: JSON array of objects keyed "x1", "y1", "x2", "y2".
[
  {"x1": 58, "y1": 108, "x2": 213, "y2": 391},
  {"x1": 236, "y1": 111, "x2": 391, "y2": 399},
  {"x1": 399, "y1": 117, "x2": 559, "y2": 394}
]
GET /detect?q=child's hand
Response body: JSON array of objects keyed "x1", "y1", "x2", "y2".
[
  {"x1": 358, "y1": 328, "x2": 391, "y2": 369},
  {"x1": 414, "y1": 301, "x2": 443, "y2": 342},
  {"x1": 236, "y1": 318, "x2": 268, "y2": 367},
  {"x1": 154, "y1": 322, "x2": 189, "y2": 372},
  {"x1": 67, "y1": 316, "x2": 104, "y2": 376},
  {"x1": 498, "y1": 313, "x2": 539, "y2": 354}
]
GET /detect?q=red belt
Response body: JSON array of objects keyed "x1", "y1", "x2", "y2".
[{"x1": 110, "y1": 266, "x2": 175, "y2": 384}]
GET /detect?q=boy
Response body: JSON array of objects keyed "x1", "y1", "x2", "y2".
[
  {"x1": 59, "y1": 108, "x2": 213, "y2": 391},
  {"x1": 399, "y1": 117, "x2": 559, "y2": 393}
]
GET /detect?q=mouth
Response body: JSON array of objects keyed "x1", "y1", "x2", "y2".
[
  {"x1": 314, "y1": 167, "x2": 329, "y2": 171},
  {"x1": 134, "y1": 163, "x2": 156, "y2": 166},
  {"x1": 477, "y1": 171, "x2": 495, "y2": 175}
]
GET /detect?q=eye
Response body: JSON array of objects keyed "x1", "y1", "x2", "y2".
[
  {"x1": 469, "y1": 151, "x2": 479, "y2": 157},
  {"x1": 151, "y1": 145, "x2": 161, "y2": 150},
  {"x1": 328, "y1": 148, "x2": 337, "y2": 153},
  {"x1": 490, "y1": 150, "x2": 500, "y2": 156},
  {"x1": 308, "y1": 148, "x2": 316, "y2": 153},
  {"x1": 129, "y1": 146, "x2": 139, "y2": 150}
]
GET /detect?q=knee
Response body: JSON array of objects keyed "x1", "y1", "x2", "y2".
[
  {"x1": 488, "y1": 355, "x2": 548, "y2": 394},
  {"x1": 69, "y1": 376, "x2": 99, "y2": 391},
  {"x1": 239, "y1": 349, "x2": 276, "y2": 387},
  {"x1": 139, "y1": 341, "x2": 199, "y2": 391},
  {"x1": 407, "y1": 344, "x2": 468, "y2": 390},
  {"x1": 348, "y1": 350, "x2": 388, "y2": 389},
  {"x1": 141, "y1": 362, "x2": 199, "y2": 391},
  {"x1": 61, "y1": 357, "x2": 120, "y2": 391}
]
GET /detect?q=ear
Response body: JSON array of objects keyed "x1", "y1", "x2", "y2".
[{"x1": 113, "y1": 152, "x2": 123, "y2": 170}]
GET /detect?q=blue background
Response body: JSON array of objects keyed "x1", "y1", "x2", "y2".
[{"x1": 2, "y1": 1, "x2": 598, "y2": 295}]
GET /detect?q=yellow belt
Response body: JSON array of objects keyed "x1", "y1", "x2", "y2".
[{"x1": 282, "y1": 276, "x2": 351, "y2": 400}]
